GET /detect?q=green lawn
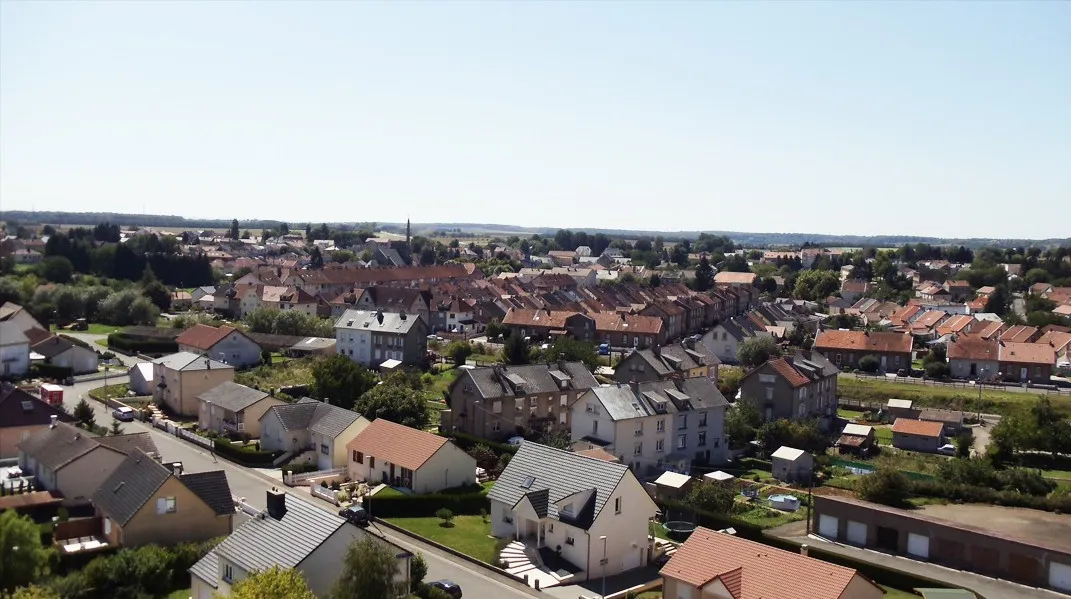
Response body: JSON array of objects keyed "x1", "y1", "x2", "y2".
[
  {"x1": 838, "y1": 376, "x2": 1069, "y2": 417},
  {"x1": 385, "y1": 515, "x2": 498, "y2": 563},
  {"x1": 269, "y1": 352, "x2": 290, "y2": 364},
  {"x1": 164, "y1": 589, "x2": 191, "y2": 599},
  {"x1": 235, "y1": 357, "x2": 316, "y2": 391},
  {"x1": 838, "y1": 408, "x2": 865, "y2": 421},
  {"x1": 89, "y1": 382, "x2": 131, "y2": 401},
  {"x1": 874, "y1": 427, "x2": 894, "y2": 446}
]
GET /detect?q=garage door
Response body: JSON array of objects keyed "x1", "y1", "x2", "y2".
[
  {"x1": 818, "y1": 515, "x2": 839, "y2": 539},
  {"x1": 907, "y1": 533, "x2": 930, "y2": 559},
  {"x1": 1051, "y1": 562, "x2": 1071, "y2": 593},
  {"x1": 846, "y1": 520, "x2": 867, "y2": 545}
]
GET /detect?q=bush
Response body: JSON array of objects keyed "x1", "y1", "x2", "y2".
[
  {"x1": 855, "y1": 468, "x2": 912, "y2": 507},
  {"x1": 33, "y1": 363, "x2": 74, "y2": 380},
  {"x1": 366, "y1": 491, "x2": 490, "y2": 518},
  {"x1": 435, "y1": 507, "x2": 455, "y2": 527},
  {"x1": 858, "y1": 355, "x2": 880, "y2": 373},
  {"x1": 443, "y1": 430, "x2": 518, "y2": 457}
]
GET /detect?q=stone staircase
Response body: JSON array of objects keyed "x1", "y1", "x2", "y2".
[{"x1": 498, "y1": 541, "x2": 572, "y2": 589}]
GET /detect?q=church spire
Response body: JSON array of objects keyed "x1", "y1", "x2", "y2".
[{"x1": 406, "y1": 218, "x2": 411, "y2": 245}]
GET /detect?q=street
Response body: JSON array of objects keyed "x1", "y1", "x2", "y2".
[{"x1": 58, "y1": 373, "x2": 540, "y2": 599}]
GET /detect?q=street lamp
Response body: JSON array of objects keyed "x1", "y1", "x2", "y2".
[{"x1": 600, "y1": 535, "x2": 608, "y2": 598}]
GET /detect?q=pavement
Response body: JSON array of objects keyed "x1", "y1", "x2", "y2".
[{"x1": 58, "y1": 374, "x2": 541, "y2": 599}]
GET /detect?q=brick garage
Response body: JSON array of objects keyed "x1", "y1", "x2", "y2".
[{"x1": 812, "y1": 495, "x2": 1071, "y2": 594}]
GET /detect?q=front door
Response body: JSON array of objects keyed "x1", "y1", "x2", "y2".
[
  {"x1": 389, "y1": 463, "x2": 396, "y2": 483},
  {"x1": 1021, "y1": 367, "x2": 1028, "y2": 381},
  {"x1": 539, "y1": 523, "x2": 545, "y2": 547},
  {"x1": 880, "y1": 356, "x2": 887, "y2": 371}
]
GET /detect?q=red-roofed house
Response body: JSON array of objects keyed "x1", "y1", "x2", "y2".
[
  {"x1": 660, "y1": 527, "x2": 883, "y2": 599},
  {"x1": 812, "y1": 330, "x2": 912, "y2": 373},
  {"x1": 999, "y1": 341, "x2": 1056, "y2": 384},
  {"x1": 346, "y1": 419, "x2": 475, "y2": 494},
  {"x1": 892, "y1": 418, "x2": 945, "y2": 453},
  {"x1": 176, "y1": 324, "x2": 263, "y2": 368},
  {"x1": 502, "y1": 308, "x2": 596, "y2": 341}
]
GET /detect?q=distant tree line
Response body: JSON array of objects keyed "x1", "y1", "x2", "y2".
[{"x1": 43, "y1": 226, "x2": 213, "y2": 286}]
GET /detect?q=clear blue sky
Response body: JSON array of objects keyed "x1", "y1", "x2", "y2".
[{"x1": 2, "y1": 1, "x2": 1068, "y2": 239}]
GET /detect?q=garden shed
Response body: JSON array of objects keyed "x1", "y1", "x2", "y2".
[{"x1": 771, "y1": 446, "x2": 813, "y2": 484}]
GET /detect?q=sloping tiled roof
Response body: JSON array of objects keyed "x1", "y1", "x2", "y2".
[
  {"x1": 713, "y1": 272, "x2": 758, "y2": 284},
  {"x1": 307, "y1": 400, "x2": 364, "y2": 439},
  {"x1": 211, "y1": 490, "x2": 345, "y2": 573},
  {"x1": 180, "y1": 471, "x2": 234, "y2": 516},
  {"x1": 153, "y1": 351, "x2": 234, "y2": 372},
  {"x1": 458, "y1": 363, "x2": 598, "y2": 399},
  {"x1": 999, "y1": 341, "x2": 1056, "y2": 365},
  {"x1": 96, "y1": 432, "x2": 159, "y2": 457},
  {"x1": 176, "y1": 324, "x2": 240, "y2": 350},
  {"x1": 197, "y1": 382, "x2": 270, "y2": 412},
  {"x1": 660, "y1": 527, "x2": 865, "y2": 598},
  {"x1": 501, "y1": 308, "x2": 586, "y2": 329},
  {"x1": 574, "y1": 448, "x2": 619, "y2": 462},
  {"x1": 999, "y1": 325, "x2": 1039, "y2": 343},
  {"x1": 892, "y1": 418, "x2": 945, "y2": 437},
  {"x1": 0, "y1": 386, "x2": 75, "y2": 429},
  {"x1": 488, "y1": 442, "x2": 630, "y2": 528},
  {"x1": 17, "y1": 421, "x2": 110, "y2": 471},
  {"x1": 346, "y1": 419, "x2": 449, "y2": 471},
  {"x1": 262, "y1": 398, "x2": 321, "y2": 431},
  {"x1": 92, "y1": 449, "x2": 172, "y2": 526},
  {"x1": 947, "y1": 336, "x2": 998, "y2": 361},
  {"x1": 813, "y1": 330, "x2": 911, "y2": 353}
]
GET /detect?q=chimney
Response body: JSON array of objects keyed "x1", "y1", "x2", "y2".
[
  {"x1": 206, "y1": 358, "x2": 211, "y2": 370},
  {"x1": 800, "y1": 544, "x2": 809, "y2": 557},
  {"x1": 266, "y1": 487, "x2": 287, "y2": 519},
  {"x1": 170, "y1": 462, "x2": 183, "y2": 476},
  {"x1": 50, "y1": 414, "x2": 58, "y2": 428},
  {"x1": 652, "y1": 345, "x2": 661, "y2": 357},
  {"x1": 628, "y1": 381, "x2": 639, "y2": 395}
]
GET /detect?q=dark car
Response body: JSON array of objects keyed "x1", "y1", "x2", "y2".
[
  {"x1": 337, "y1": 505, "x2": 369, "y2": 527},
  {"x1": 428, "y1": 580, "x2": 462, "y2": 598}
]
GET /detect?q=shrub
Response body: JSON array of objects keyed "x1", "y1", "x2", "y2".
[
  {"x1": 443, "y1": 430, "x2": 518, "y2": 457},
  {"x1": 858, "y1": 355, "x2": 880, "y2": 373},
  {"x1": 435, "y1": 507, "x2": 455, "y2": 527},
  {"x1": 33, "y1": 363, "x2": 74, "y2": 380},
  {"x1": 212, "y1": 440, "x2": 282, "y2": 465},
  {"x1": 106, "y1": 333, "x2": 178, "y2": 355},
  {"x1": 855, "y1": 468, "x2": 912, "y2": 507}
]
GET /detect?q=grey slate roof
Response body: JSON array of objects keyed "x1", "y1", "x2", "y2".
[
  {"x1": 587, "y1": 377, "x2": 729, "y2": 422},
  {"x1": 212, "y1": 491, "x2": 345, "y2": 572},
  {"x1": 17, "y1": 421, "x2": 112, "y2": 471},
  {"x1": 263, "y1": 397, "x2": 362, "y2": 439},
  {"x1": 334, "y1": 309, "x2": 421, "y2": 335},
  {"x1": 488, "y1": 442, "x2": 629, "y2": 529},
  {"x1": 197, "y1": 382, "x2": 270, "y2": 412},
  {"x1": 0, "y1": 321, "x2": 29, "y2": 346},
  {"x1": 189, "y1": 548, "x2": 218, "y2": 588},
  {"x1": 154, "y1": 351, "x2": 233, "y2": 372},
  {"x1": 788, "y1": 350, "x2": 839, "y2": 378},
  {"x1": 97, "y1": 432, "x2": 159, "y2": 457},
  {"x1": 460, "y1": 362, "x2": 598, "y2": 399},
  {"x1": 92, "y1": 449, "x2": 172, "y2": 526},
  {"x1": 180, "y1": 471, "x2": 234, "y2": 516}
]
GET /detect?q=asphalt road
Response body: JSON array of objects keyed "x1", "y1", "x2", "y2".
[{"x1": 59, "y1": 376, "x2": 540, "y2": 599}]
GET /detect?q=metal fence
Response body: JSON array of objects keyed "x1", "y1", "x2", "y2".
[{"x1": 846, "y1": 372, "x2": 1071, "y2": 396}]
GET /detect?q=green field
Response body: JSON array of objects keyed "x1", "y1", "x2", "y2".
[
  {"x1": 384, "y1": 515, "x2": 497, "y2": 563},
  {"x1": 51, "y1": 322, "x2": 124, "y2": 335},
  {"x1": 838, "y1": 376, "x2": 1070, "y2": 416},
  {"x1": 235, "y1": 357, "x2": 316, "y2": 391}
]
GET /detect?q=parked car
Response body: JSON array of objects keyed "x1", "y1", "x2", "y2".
[
  {"x1": 338, "y1": 505, "x2": 370, "y2": 527},
  {"x1": 112, "y1": 406, "x2": 136, "y2": 422},
  {"x1": 427, "y1": 580, "x2": 462, "y2": 598},
  {"x1": 936, "y1": 443, "x2": 956, "y2": 456}
]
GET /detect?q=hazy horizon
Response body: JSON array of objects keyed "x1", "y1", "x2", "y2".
[{"x1": 2, "y1": 2, "x2": 1068, "y2": 238}]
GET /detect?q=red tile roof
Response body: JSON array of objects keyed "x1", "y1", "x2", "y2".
[
  {"x1": 575, "y1": 448, "x2": 619, "y2": 462},
  {"x1": 345, "y1": 419, "x2": 448, "y2": 471},
  {"x1": 713, "y1": 272, "x2": 758, "y2": 285},
  {"x1": 1038, "y1": 331, "x2": 1071, "y2": 353},
  {"x1": 766, "y1": 358, "x2": 810, "y2": 388},
  {"x1": 947, "y1": 335, "x2": 998, "y2": 361},
  {"x1": 813, "y1": 330, "x2": 911, "y2": 353},
  {"x1": 660, "y1": 527, "x2": 867, "y2": 599},
  {"x1": 1000, "y1": 325, "x2": 1040, "y2": 343},
  {"x1": 502, "y1": 308, "x2": 585, "y2": 329},
  {"x1": 975, "y1": 320, "x2": 1005, "y2": 339},
  {"x1": 176, "y1": 324, "x2": 239, "y2": 351},
  {"x1": 999, "y1": 341, "x2": 1056, "y2": 365},
  {"x1": 892, "y1": 418, "x2": 945, "y2": 437}
]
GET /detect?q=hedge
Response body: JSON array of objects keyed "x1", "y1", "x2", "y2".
[
  {"x1": 909, "y1": 479, "x2": 1071, "y2": 513},
  {"x1": 212, "y1": 440, "x2": 283, "y2": 466},
  {"x1": 440, "y1": 430, "x2": 518, "y2": 457},
  {"x1": 738, "y1": 457, "x2": 772, "y2": 471},
  {"x1": 106, "y1": 333, "x2": 178, "y2": 355},
  {"x1": 366, "y1": 491, "x2": 490, "y2": 518},
  {"x1": 33, "y1": 363, "x2": 74, "y2": 379}
]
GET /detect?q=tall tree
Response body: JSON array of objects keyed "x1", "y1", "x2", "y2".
[
  {"x1": 311, "y1": 356, "x2": 378, "y2": 410},
  {"x1": 502, "y1": 333, "x2": 530, "y2": 365},
  {"x1": 230, "y1": 219, "x2": 240, "y2": 240},
  {"x1": 72, "y1": 398, "x2": 96, "y2": 428},
  {"x1": 331, "y1": 537, "x2": 407, "y2": 599},
  {"x1": 693, "y1": 256, "x2": 714, "y2": 291},
  {"x1": 791, "y1": 270, "x2": 841, "y2": 301},
  {"x1": 310, "y1": 246, "x2": 324, "y2": 269},
  {"x1": 279, "y1": 222, "x2": 290, "y2": 235},
  {"x1": 355, "y1": 381, "x2": 431, "y2": 429},
  {"x1": 223, "y1": 566, "x2": 315, "y2": 599},
  {"x1": 736, "y1": 336, "x2": 782, "y2": 369},
  {"x1": 0, "y1": 510, "x2": 53, "y2": 592}
]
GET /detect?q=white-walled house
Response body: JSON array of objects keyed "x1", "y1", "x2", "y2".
[
  {"x1": 31, "y1": 335, "x2": 99, "y2": 375},
  {"x1": 488, "y1": 442, "x2": 659, "y2": 580},
  {"x1": 570, "y1": 378, "x2": 729, "y2": 478},
  {"x1": 346, "y1": 419, "x2": 475, "y2": 493},
  {"x1": 189, "y1": 489, "x2": 411, "y2": 599},
  {"x1": 259, "y1": 398, "x2": 370, "y2": 470},
  {"x1": 0, "y1": 322, "x2": 30, "y2": 378},
  {"x1": 701, "y1": 317, "x2": 769, "y2": 364},
  {"x1": 177, "y1": 324, "x2": 263, "y2": 369}
]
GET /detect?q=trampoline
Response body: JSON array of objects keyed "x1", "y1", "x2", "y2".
[{"x1": 662, "y1": 520, "x2": 698, "y2": 542}]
